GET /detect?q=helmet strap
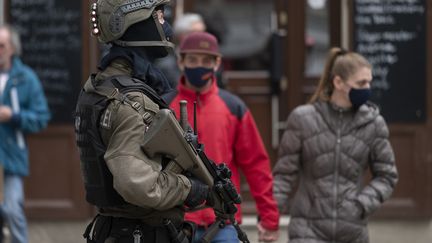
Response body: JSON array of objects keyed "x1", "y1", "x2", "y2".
[{"x1": 113, "y1": 40, "x2": 174, "y2": 48}]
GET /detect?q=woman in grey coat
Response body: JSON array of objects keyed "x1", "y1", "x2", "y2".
[{"x1": 273, "y1": 47, "x2": 398, "y2": 243}]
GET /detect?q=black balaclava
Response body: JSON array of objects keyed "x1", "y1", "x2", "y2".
[
  {"x1": 119, "y1": 5, "x2": 173, "y2": 59},
  {"x1": 99, "y1": 45, "x2": 173, "y2": 96}
]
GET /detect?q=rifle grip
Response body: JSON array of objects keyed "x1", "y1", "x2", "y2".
[{"x1": 164, "y1": 161, "x2": 183, "y2": 174}]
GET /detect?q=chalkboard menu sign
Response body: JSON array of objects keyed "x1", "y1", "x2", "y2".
[
  {"x1": 353, "y1": 0, "x2": 426, "y2": 122},
  {"x1": 9, "y1": 0, "x2": 82, "y2": 123}
]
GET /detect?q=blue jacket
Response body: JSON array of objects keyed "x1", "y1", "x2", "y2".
[{"x1": 0, "y1": 57, "x2": 51, "y2": 176}]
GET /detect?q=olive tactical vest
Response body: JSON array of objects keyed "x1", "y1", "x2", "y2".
[{"x1": 74, "y1": 75, "x2": 168, "y2": 207}]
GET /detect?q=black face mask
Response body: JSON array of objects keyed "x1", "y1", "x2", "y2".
[
  {"x1": 349, "y1": 87, "x2": 372, "y2": 109},
  {"x1": 146, "y1": 21, "x2": 173, "y2": 58},
  {"x1": 120, "y1": 15, "x2": 173, "y2": 59},
  {"x1": 184, "y1": 67, "x2": 214, "y2": 88},
  {"x1": 99, "y1": 45, "x2": 173, "y2": 96}
]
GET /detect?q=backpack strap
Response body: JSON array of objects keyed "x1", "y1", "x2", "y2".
[{"x1": 83, "y1": 75, "x2": 154, "y2": 124}]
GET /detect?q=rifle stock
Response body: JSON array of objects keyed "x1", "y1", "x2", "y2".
[
  {"x1": 141, "y1": 100, "x2": 249, "y2": 243},
  {"x1": 141, "y1": 109, "x2": 213, "y2": 186}
]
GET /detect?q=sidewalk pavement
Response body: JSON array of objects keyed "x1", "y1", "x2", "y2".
[{"x1": 3, "y1": 216, "x2": 432, "y2": 243}]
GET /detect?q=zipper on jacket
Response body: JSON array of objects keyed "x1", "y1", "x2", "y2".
[
  {"x1": 194, "y1": 92, "x2": 201, "y2": 137},
  {"x1": 195, "y1": 91, "x2": 202, "y2": 107},
  {"x1": 332, "y1": 109, "x2": 343, "y2": 243}
]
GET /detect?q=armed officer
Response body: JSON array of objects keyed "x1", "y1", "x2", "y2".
[{"x1": 74, "y1": 1, "x2": 210, "y2": 242}]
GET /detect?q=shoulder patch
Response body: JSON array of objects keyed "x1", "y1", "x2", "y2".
[
  {"x1": 218, "y1": 89, "x2": 247, "y2": 119},
  {"x1": 100, "y1": 108, "x2": 112, "y2": 130}
]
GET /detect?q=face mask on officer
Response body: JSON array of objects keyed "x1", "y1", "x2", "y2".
[{"x1": 119, "y1": 8, "x2": 173, "y2": 59}]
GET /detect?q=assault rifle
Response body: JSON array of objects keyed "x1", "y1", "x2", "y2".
[{"x1": 142, "y1": 100, "x2": 250, "y2": 243}]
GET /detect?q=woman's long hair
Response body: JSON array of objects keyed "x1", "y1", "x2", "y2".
[{"x1": 309, "y1": 47, "x2": 371, "y2": 103}]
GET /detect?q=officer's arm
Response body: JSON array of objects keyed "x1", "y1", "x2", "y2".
[{"x1": 100, "y1": 94, "x2": 191, "y2": 210}]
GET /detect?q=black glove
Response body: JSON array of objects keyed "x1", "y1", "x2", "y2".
[{"x1": 185, "y1": 177, "x2": 210, "y2": 208}]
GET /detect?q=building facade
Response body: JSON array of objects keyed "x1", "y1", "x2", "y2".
[{"x1": 3, "y1": 0, "x2": 431, "y2": 219}]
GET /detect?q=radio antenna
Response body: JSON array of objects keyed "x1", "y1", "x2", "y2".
[{"x1": 193, "y1": 101, "x2": 198, "y2": 136}]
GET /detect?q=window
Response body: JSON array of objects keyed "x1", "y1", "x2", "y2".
[{"x1": 305, "y1": 0, "x2": 330, "y2": 77}]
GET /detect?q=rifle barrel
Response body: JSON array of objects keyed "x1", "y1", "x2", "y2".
[{"x1": 179, "y1": 100, "x2": 188, "y2": 131}]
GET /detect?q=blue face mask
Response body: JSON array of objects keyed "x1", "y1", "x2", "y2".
[
  {"x1": 349, "y1": 88, "x2": 371, "y2": 109},
  {"x1": 184, "y1": 67, "x2": 214, "y2": 88}
]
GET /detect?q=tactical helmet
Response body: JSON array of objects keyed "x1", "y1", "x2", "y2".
[{"x1": 90, "y1": 0, "x2": 173, "y2": 48}]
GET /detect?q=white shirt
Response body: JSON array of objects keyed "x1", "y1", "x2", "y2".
[{"x1": 0, "y1": 72, "x2": 8, "y2": 97}]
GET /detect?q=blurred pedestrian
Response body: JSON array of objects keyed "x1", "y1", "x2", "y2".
[
  {"x1": 273, "y1": 47, "x2": 398, "y2": 243},
  {"x1": 0, "y1": 24, "x2": 51, "y2": 243},
  {"x1": 166, "y1": 31, "x2": 280, "y2": 243},
  {"x1": 174, "y1": 13, "x2": 207, "y2": 43}
]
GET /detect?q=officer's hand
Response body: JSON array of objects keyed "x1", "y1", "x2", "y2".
[
  {"x1": 0, "y1": 106, "x2": 12, "y2": 123},
  {"x1": 257, "y1": 222, "x2": 279, "y2": 242},
  {"x1": 184, "y1": 177, "x2": 210, "y2": 208}
]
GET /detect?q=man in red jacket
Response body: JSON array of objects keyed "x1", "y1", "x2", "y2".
[{"x1": 164, "y1": 31, "x2": 280, "y2": 242}]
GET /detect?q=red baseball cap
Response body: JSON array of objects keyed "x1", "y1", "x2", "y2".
[{"x1": 179, "y1": 32, "x2": 221, "y2": 57}]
